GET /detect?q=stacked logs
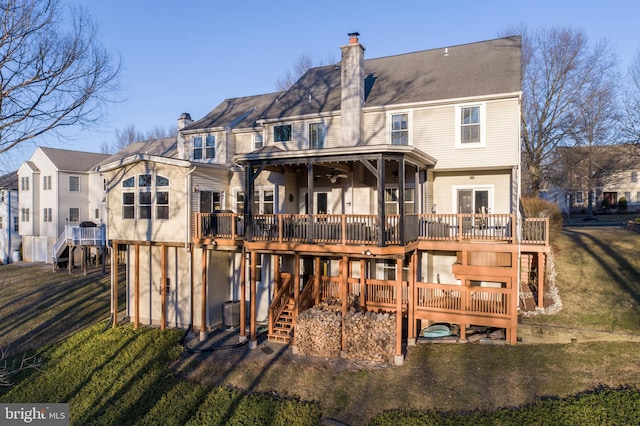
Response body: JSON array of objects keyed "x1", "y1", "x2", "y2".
[
  {"x1": 344, "y1": 310, "x2": 396, "y2": 363},
  {"x1": 294, "y1": 297, "x2": 396, "y2": 363},
  {"x1": 295, "y1": 301, "x2": 342, "y2": 357}
]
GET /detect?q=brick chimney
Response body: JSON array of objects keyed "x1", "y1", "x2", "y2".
[
  {"x1": 177, "y1": 112, "x2": 193, "y2": 160},
  {"x1": 341, "y1": 32, "x2": 365, "y2": 146}
]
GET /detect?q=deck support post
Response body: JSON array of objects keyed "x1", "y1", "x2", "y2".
[
  {"x1": 293, "y1": 253, "x2": 301, "y2": 345},
  {"x1": 239, "y1": 248, "x2": 247, "y2": 342},
  {"x1": 314, "y1": 257, "x2": 321, "y2": 305},
  {"x1": 161, "y1": 244, "x2": 167, "y2": 331},
  {"x1": 340, "y1": 255, "x2": 348, "y2": 356},
  {"x1": 200, "y1": 248, "x2": 207, "y2": 341},
  {"x1": 249, "y1": 251, "x2": 257, "y2": 349},
  {"x1": 394, "y1": 257, "x2": 404, "y2": 365},
  {"x1": 407, "y1": 251, "x2": 416, "y2": 346},
  {"x1": 359, "y1": 259, "x2": 366, "y2": 308},
  {"x1": 537, "y1": 252, "x2": 545, "y2": 308},
  {"x1": 134, "y1": 244, "x2": 140, "y2": 329},
  {"x1": 111, "y1": 242, "x2": 118, "y2": 329}
]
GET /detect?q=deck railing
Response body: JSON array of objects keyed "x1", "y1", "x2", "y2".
[
  {"x1": 415, "y1": 282, "x2": 511, "y2": 318},
  {"x1": 194, "y1": 213, "x2": 549, "y2": 246}
]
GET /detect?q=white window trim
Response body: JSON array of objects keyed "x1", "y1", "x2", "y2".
[
  {"x1": 386, "y1": 111, "x2": 412, "y2": 146},
  {"x1": 455, "y1": 102, "x2": 486, "y2": 149},
  {"x1": 253, "y1": 133, "x2": 264, "y2": 150},
  {"x1": 69, "y1": 176, "x2": 80, "y2": 192},
  {"x1": 451, "y1": 184, "x2": 495, "y2": 213}
]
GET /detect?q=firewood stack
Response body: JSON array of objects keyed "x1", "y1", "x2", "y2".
[
  {"x1": 295, "y1": 306, "x2": 341, "y2": 357},
  {"x1": 344, "y1": 310, "x2": 396, "y2": 363},
  {"x1": 295, "y1": 297, "x2": 396, "y2": 363}
]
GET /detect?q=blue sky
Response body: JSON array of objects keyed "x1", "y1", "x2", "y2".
[{"x1": 2, "y1": 0, "x2": 639, "y2": 173}]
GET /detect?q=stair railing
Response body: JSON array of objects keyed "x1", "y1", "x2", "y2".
[{"x1": 268, "y1": 273, "x2": 292, "y2": 338}]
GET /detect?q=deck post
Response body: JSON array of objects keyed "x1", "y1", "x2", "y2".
[
  {"x1": 340, "y1": 255, "x2": 348, "y2": 356},
  {"x1": 111, "y1": 242, "x2": 118, "y2": 329},
  {"x1": 293, "y1": 253, "x2": 301, "y2": 345},
  {"x1": 249, "y1": 251, "x2": 258, "y2": 349},
  {"x1": 200, "y1": 249, "x2": 207, "y2": 340},
  {"x1": 359, "y1": 259, "x2": 366, "y2": 308},
  {"x1": 134, "y1": 244, "x2": 140, "y2": 329},
  {"x1": 239, "y1": 248, "x2": 247, "y2": 342},
  {"x1": 407, "y1": 251, "x2": 416, "y2": 346},
  {"x1": 189, "y1": 246, "x2": 194, "y2": 331},
  {"x1": 161, "y1": 244, "x2": 167, "y2": 331},
  {"x1": 314, "y1": 257, "x2": 321, "y2": 304},
  {"x1": 394, "y1": 257, "x2": 404, "y2": 365},
  {"x1": 537, "y1": 252, "x2": 545, "y2": 309}
]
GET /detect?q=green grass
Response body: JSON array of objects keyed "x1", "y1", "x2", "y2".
[
  {"x1": 1, "y1": 227, "x2": 640, "y2": 425},
  {"x1": 0, "y1": 323, "x2": 321, "y2": 425}
]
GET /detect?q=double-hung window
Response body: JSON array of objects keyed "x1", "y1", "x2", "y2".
[
  {"x1": 192, "y1": 136, "x2": 203, "y2": 160},
  {"x1": 43, "y1": 176, "x2": 52, "y2": 190},
  {"x1": 69, "y1": 176, "x2": 80, "y2": 192},
  {"x1": 309, "y1": 122, "x2": 325, "y2": 149},
  {"x1": 205, "y1": 135, "x2": 215, "y2": 159},
  {"x1": 21, "y1": 208, "x2": 29, "y2": 222},
  {"x1": 390, "y1": 113, "x2": 409, "y2": 145},
  {"x1": 20, "y1": 177, "x2": 29, "y2": 191},
  {"x1": 456, "y1": 103, "x2": 485, "y2": 147},
  {"x1": 43, "y1": 208, "x2": 52, "y2": 222},
  {"x1": 69, "y1": 208, "x2": 80, "y2": 223},
  {"x1": 253, "y1": 134, "x2": 263, "y2": 150}
]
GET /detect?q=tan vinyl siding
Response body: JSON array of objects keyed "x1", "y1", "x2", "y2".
[
  {"x1": 432, "y1": 171, "x2": 512, "y2": 214},
  {"x1": 363, "y1": 111, "x2": 387, "y2": 145},
  {"x1": 234, "y1": 132, "x2": 255, "y2": 155},
  {"x1": 107, "y1": 162, "x2": 188, "y2": 243}
]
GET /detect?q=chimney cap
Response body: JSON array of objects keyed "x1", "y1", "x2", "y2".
[
  {"x1": 179, "y1": 112, "x2": 192, "y2": 120},
  {"x1": 348, "y1": 32, "x2": 360, "y2": 44}
]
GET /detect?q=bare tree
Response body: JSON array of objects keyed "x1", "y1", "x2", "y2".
[
  {"x1": 275, "y1": 53, "x2": 336, "y2": 91},
  {"x1": 0, "y1": 0, "x2": 121, "y2": 156},
  {"x1": 100, "y1": 124, "x2": 176, "y2": 154},
  {"x1": 512, "y1": 26, "x2": 619, "y2": 196},
  {"x1": 621, "y1": 49, "x2": 640, "y2": 146}
]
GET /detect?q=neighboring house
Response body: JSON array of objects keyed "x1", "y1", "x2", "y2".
[
  {"x1": 102, "y1": 34, "x2": 550, "y2": 365},
  {"x1": 545, "y1": 145, "x2": 639, "y2": 213},
  {"x1": 0, "y1": 171, "x2": 21, "y2": 264},
  {"x1": 17, "y1": 147, "x2": 110, "y2": 263}
]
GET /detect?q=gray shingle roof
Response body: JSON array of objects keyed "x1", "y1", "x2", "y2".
[
  {"x1": 183, "y1": 93, "x2": 282, "y2": 131},
  {"x1": 0, "y1": 171, "x2": 18, "y2": 190},
  {"x1": 95, "y1": 136, "x2": 178, "y2": 168},
  {"x1": 263, "y1": 36, "x2": 521, "y2": 119},
  {"x1": 40, "y1": 147, "x2": 111, "y2": 172},
  {"x1": 184, "y1": 36, "x2": 521, "y2": 132}
]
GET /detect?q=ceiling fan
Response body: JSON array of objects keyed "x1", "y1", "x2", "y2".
[{"x1": 326, "y1": 168, "x2": 348, "y2": 183}]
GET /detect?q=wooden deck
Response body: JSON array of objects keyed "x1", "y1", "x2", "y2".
[{"x1": 193, "y1": 212, "x2": 549, "y2": 247}]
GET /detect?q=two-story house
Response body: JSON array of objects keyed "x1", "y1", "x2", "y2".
[
  {"x1": 0, "y1": 171, "x2": 21, "y2": 264},
  {"x1": 17, "y1": 147, "x2": 110, "y2": 264},
  {"x1": 103, "y1": 34, "x2": 550, "y2": 365}
]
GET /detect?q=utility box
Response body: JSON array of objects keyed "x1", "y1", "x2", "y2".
[{"x1": 222, "y1": 300, "x2": 241, "y2": 328}]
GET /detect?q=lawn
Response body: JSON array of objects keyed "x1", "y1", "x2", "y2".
[{"x1": 1, "y1": 228, "x2": 640, "y2": 425}]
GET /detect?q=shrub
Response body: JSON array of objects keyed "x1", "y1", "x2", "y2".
[
  {"x1": 520, "y1": 197, "x2": 563, "y2": 243},
  {"x1": 618, "y1": 197, "x2": 628, "y2": 212}
]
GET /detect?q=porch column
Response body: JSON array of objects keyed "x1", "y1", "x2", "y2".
[
  {"x1": 239, "y1": 248, "x2": 247, "y2": 342},
  {"x1": 394, "y1": 257, "x2": 404, "y2": 365},
  {"x1": 274, "y1": 255, "x2": 281, "y2": 296},
  {"x1": 200, "y1": 249, "x2": 207, "y2": 340},
  {"x1": 377, "y1": 155, "x2": 386, "y2": 247},
  {"x1": 509, "y1": 250, "x2": 519, "y2": 345},
  {"x1": 340, "y1": 255, "x2": 349, "y2": 356},
  {"x1": 307, "y1": 162, "x2": 314, "y2": 242},
  {"x1": 398, "y1": 157, "x2": 405, "y2": 245},
  {"x1": 134, "y1": 244, "x2": 140, "y2": 329},
  {"x1": 111, "y1": 242, "x2": 118, "y2": 329},
  {"x1": 249, "y1": 250, "x2": 258, "y2": 349}
]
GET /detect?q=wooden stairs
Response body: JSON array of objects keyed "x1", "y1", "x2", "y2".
[{"x1": 268, "y1": 297, "x2": 295, "y2": 343}]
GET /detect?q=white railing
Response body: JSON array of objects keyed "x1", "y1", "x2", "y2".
[{"x1": 52, "y1": 224, "x2": 107, "y2": 262}]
